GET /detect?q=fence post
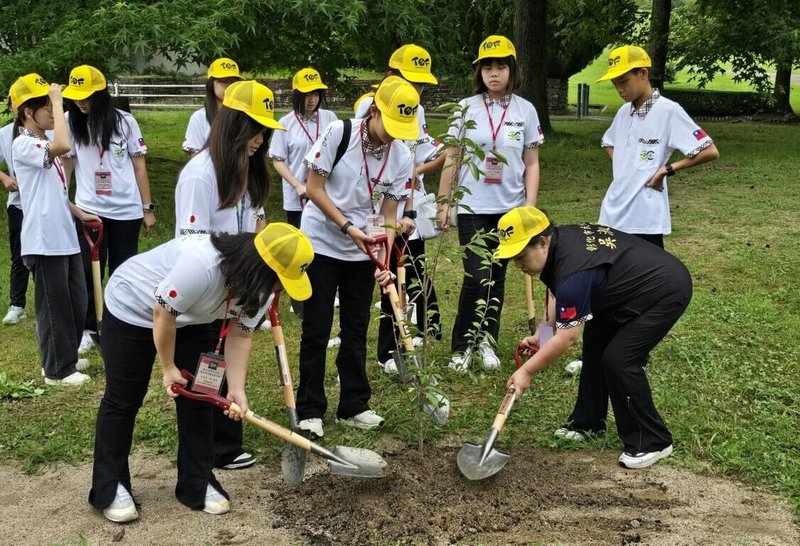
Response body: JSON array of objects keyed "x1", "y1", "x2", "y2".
[
  {"x1": 582, "y1": 84, "x2": 590, "y2": 118},
  {"x1": 113, "y1": 83, "x2": 119, "y2": 97},
  {"x1": 576, "y1": 83, "x2": 584, "y2": 119}
]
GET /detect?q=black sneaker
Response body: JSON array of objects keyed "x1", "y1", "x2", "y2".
[{"x1": 221, "y1": 452, "x2": 256, "y2": 470}]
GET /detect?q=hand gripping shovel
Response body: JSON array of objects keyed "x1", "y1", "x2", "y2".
[
  {"x1": 457, "y1": 387, "x2": 516, "y2": 480},
  {"x1": 366, "y1": 235, "x2": 449, "y2": 425},
  {"x1": 268, "y1": 292, "x2": 307, "y2": 486},
  {"x1": 172, "y1": 370, "x2": 387, "y2": 479},
  {"x1": 82, "y1": 220, "x2": 104, "y2": 346}
]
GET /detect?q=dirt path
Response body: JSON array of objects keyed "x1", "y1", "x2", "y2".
[{"x1": 1, "y1": 447, "x2": 797, "y2": 546}]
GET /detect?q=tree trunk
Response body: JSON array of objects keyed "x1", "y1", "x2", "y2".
[
  {"x1": 773, "y1": 62, "x2": 794, "y2": 114},
  {"x1": 514, "y1": 0, "x2": 551, "y2": 133},
  {"x1": 647, "y1": 0, "x2": 672, "y2": 90}
]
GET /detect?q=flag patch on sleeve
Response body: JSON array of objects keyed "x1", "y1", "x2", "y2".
[
  {"x1": 559, "y1": 306, "x2": 577, "y2": 320},
  {"x1": 693, "y1": 128, "x2": 708, "y2": 141}
]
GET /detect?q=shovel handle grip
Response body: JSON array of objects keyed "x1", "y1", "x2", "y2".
[
  {"x1": 82, "y1": 220, "x2": 104, "y2": 261},
  {"x1": 491, "y1": 387, "x2": 516, "y2": 431},
  {"x1": 364, "y1": 234, "x2": 390, "y2": 272},
  {"x1": 513, "y1": 342, "x2": 539, "y2": 369},
  {"x1": 268, "y1": 290, "x2": 281, "y2": 327},
  {"x1": 171, "y1": 372, "x2": 232, "y2": 411}
]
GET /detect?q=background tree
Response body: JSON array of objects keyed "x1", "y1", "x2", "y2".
[
  {"x1": 647, "y1": 0, "x2": 672, "y2": 89},
  {"x1": 514, "y1": 0, "x2": 551, "y2": 132}
]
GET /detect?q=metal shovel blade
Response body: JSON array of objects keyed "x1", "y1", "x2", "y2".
[
  {"x1": 328, "y1": 446, "x2": 388, "y2": 478},
  {"x1": 456, "y1": 441, "x2": 511, "y2": 481},
  {"x1": 281, "y1": 441, "x2": 307, "y2": 487}
]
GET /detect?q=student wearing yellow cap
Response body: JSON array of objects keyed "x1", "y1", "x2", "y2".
[
  {"x1": 269, "y1": 68, "x2": 338, "y2": 228},
  {"x1": 295, "y1": 76, "x2": 418, "y2": 437},
  {"x1": 60, "y1": 65, "x2": 154, "y2": 355},
  {"x1": 89, "y1": 224, "x2": 313, "y2": 522},
  {"x1": 174, "y1": 80, "x2": 284, "y2": 471},
  {"x1": 182, "y1": 58, "x2": 244, "y2": 155},
  {"x1": 438, "y1": 35, "x2": 544, "y2": 372},
  {"x1": 9, "y1": 74, "x2": 101, "y2": 386},
  {"x1": 497, "y1": 206, "x2": 691, "y2": 469}
]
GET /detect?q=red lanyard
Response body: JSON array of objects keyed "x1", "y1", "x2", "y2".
[
  {"x1": 214, "y1": 292, "x2": 239, "y2": 354},
  {"x1": 483, "y1": 96, "x2": 512, "y2": 150},
  {"x1": 53, "y1": 158, "x2": 67, "y2": 193},
  {"x1": 359, "y1": 119, "x2": 391, "y2": 210},
  {"x1": 97, "y1": 145, "x2": 106, "y2": 168},
  {"x1": 295, "y1": 112, "x2": 319, "y2": 144}
]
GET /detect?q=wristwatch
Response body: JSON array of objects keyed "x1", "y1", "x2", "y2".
[
  {"x1": 143, "y1": 203, "x2": 156, "y2": 213},
  {"x1": 665, "y1": 163, "x2": 675, "y2": 176},
  {"x1": 403, "y1": 210, "x2": 417, "y2": 219}
]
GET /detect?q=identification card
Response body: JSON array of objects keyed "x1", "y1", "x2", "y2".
[
  {"x1": 192, "y1": 353, "x2": 227, "y2": 395},
  {"x1": 538, "y1": 322, "x2": 554, "y2": 346},
  {"x1": 95, "y1": 170, "x2": 112, "y2": 195},
  {"x1": 484, "y1": 156, "x2": 503, "y2": 184},
  {"x1": 365, "y1": 214, "x2": 386, "y2": 237}
]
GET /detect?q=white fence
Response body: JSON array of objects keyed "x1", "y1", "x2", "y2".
[{"x1": 110, "y1": 82, "x2": 205, "y2": 109}]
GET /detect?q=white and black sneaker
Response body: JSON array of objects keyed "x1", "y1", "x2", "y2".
[
  {"x1": 298, "y1": 418, "x2": 324, "y2": 438},
  {"x1": 221, "y1": 452, "x2": 256, "y2": 470},
  {"x1": 619, "y1": 445, "x2": 674, "y2": 469},
  {"x1": 103, "y1": 482, "x2": 138, "y2": 523}
]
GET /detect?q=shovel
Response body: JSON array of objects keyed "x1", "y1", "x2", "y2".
[
  {"x1": 365, "y1": 235, "x2": 449, "y2": 425},
  {"x1": 268, "y1": 292, "x2": 308, "y2": 487},
  {"x1": 81, "y1": 220, "x2": 104, "y2": 346},
  {"x1": 172, "y1": 370, "x2": 388, "y2": 479},
  {"x1": 457, "y1": 386, "x2": 516, "y2": 480}
]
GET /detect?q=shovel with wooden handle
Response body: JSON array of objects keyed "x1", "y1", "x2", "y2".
[
  {"x1": 457, "y1": 386, "x2": 516, "y2": 481},
  {"x1": 82, "y1": 220, "x2": 104, "y2": 346}
]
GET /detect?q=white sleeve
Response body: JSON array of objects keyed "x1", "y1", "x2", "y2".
[
  {"x1": 154, "y1": 253, "x2": 214, "y2": 316},
  {"x1": 183, "y1": 110, "x2": 208, "y2": 153},
  {"x1": 268, "y1": 117, "x2": 289, "y2": 161},
  {"x1": 12, "y1": 136, "x2": 51, "y2": 170},
  {"x1": 413, "y1": 107, "x2": 439, "y2": 164},
  {"x1": 523, "y1": 102, "x2": 545, "y2": 148},
  {"x1": 174, "y1": 174, "x2": 215, "y2": 235},
  {"x1": 124, "y1": 114, "x2": 147, "y2": 157},
  {"x1": 667, "y1": 104, "x2": 713, "y2": 157},
  {"x1": 601, "y1": 110, "x2": 623, "y2": 148},
  {"x1": 303, "y1": 119, "x2": 344, "y2": 177},
  {"x1": 385, "y1": 147, "x2": 413, "y2": 201}
]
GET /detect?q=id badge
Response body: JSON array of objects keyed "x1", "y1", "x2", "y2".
[
  {"x1": 484, "y1": 156, "x2": 503, "y2": 184},
  {"x1": 365, "y1": 214, "x2": 385, "y2": 237},
  {"x1": 538, "y1": 322, "x2": 554, "y2": 346},
  {"x1": 95, "y1": 170, "x2": 112, "y2": 195},
  {"x1": 192, "y1": 352, "x2": 227, "y2": 395}
]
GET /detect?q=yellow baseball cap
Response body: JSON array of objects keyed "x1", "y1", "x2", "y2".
[
  {"x1": 254, "y1": 223, "x2": 314, "y2": 301},
  {"x1": 222, "y1": 80, "x2": 285, "y2": 131},
  {"x1": 474, "y1": 35, "x2": 516, "y2": 64},
  {"x1": 207, "y1": 58, "x2": 244, "y2": 80},
  {"x1": 292, "y1": 68, "x2": 328, "y2": 93},
  {"x1": 9, "y1": 73, "x2": 50, "y2": 110},
  {"x1": 62, "y1": 65, "x2": 107, "y2": 101},
  {"x1": 493, "y1": 206, "x2": 551, "y2": 260},
  {"x1": 353, "y1": 91, "x2": 375, "y2": 113},
  {"x1": 597, "y1": 46, "x2": 652, "y2": 82},
  {"x1": 389, "y1": 44, "x2": 438, "y2": 85},
  {"x1": 374, "y1": 76, "x2": 420, "y2": 141}
]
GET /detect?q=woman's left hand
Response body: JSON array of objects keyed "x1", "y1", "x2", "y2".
[
  {"x1": 398, "y1": 217, "x2": 416, "y2": 235},
  {"x1": 80, "y1": 212, "x2": 102, "y2": 224},
  {"x1": 225, "y1": 389, "x2": 249, "y2": 421},
  {"x1": 507, "y1": 367, "x2": 533, "y2": 400},
  {"x1": 374, "y1": 267, "x2": 395, "y2": 289},
  {"x1": 142, "y1": 212, "x2": 156, "y2": 231}
]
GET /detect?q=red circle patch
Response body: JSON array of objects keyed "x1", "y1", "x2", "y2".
[
  {"x1": 169, "y1": 290, "x2": 178, "y2": 298},
  {"x1": 315, "y1": 151, "x2": 321, "y2": 158},
  {"x1": 189, "y1": 215, "x2": 196, "y2": 223}
]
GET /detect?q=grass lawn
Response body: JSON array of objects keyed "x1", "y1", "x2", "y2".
[{"x1": 0, "y1": 111, "x2": 798, "y2": 518}]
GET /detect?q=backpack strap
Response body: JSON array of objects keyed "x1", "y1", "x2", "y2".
[{"x1": 331, "y1": 119, "x2": 352, "y2": 173}]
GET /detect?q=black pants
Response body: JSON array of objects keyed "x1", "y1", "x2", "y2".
[
  {"x1": 209, "y1": 319, "x2": 244, "y2": 468},
  {"x1": 377, "y1": 237, "x2": 441, "y2": 362},
  {"x1": 77, "y1": 216, "x2": 141, "y2": 332},
  {"x1": 633, "y1": 233, "x2": 664, "y2": 249},
  {"x1": 7, "y1": 206, "x2": 30, "y2": 308},
  {"x1": 89, "y1": 310, "x2": 226, "y2": 511},
  {"x1": 451, "y1": 214, "x2": 508, "y2": 353},
  {"x1": 567, "y1": 272, "x2": 692, "y2": 454},
  {"x1": 296, "y1": 254, "x2": 375, "y2": 420},
  {"x1": 285, "y1": 210, "x2": 302, "y2": 229},
  {"x1": 23, "y1": 253, "x2": 86, "y2": 379}
]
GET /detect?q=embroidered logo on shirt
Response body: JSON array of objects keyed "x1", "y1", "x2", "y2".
[
  {"x1": 559, "y1": 306, "x2": 577, "y2": 320},
  {"x1": 507, "y1": 131, "x2": 522, "y2": 141},
  {"x1": 693, "y1": 128, "x2": 708, "y2": 141},
  {"x1": 640, "y1": 150, "x2": 655, "y2": 161},
  {"x1": 638, "y1": 138, "x2": 661, "y2": 145}
]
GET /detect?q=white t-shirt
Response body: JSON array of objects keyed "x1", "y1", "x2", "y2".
[
  {"x1": 301, "y1": 119, "x2": 413, "y2": 261},
  {"x1": 0, "y1": 123, "x2": 21, "y2": 210},
  {"x1": 599, "y1": 96, "x2": 713, "y2": 235},
  {"x1": 105, "y1": 234, "x2": 266, "y2": 330},
  {"x1": 174, "y1": 149, "x2": 265, "y2": 237},
  {"x1": 268, "y1": 109, "x2": 338, "y2": 212},
  {"x1": 11, "y1": 131, "x2": 80, "y2": 256},
  {"x1": 66, "y1": 110, "x2": 148, "y2": 220},
  {"x1": 183, "y1": 108, "x2": 211, "y2": 154},
  {"x1": 447, "y1": 94, "x2": 543, "y2": 215}
]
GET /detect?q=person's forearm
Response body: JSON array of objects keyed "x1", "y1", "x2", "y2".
[
  {"x1": 603, "y1": 146, "x2": 614, "y2": 159},
  {"x1": 672, "y1": 143, "x2": 720, "y2": 172},
  {"x1": 152, "y1": 305, "x2": 178, "y2": 372},
  {"x1": 416, "y1": 153, "x2": 446, "y2": 176},
  {"x1": 132, "y1": 156, "x2": 152, "y2": 204},
  {"x1": 222, "y1": 329, "x2": 251, "y2": 393},
  {"x1": 50, "y1": 101, "x2": 71, "y2": 158},
  {"x1": 437, "y1": 148, "x2": 457, "y2": 204},
  {"x1": 521, "y1": 330, "x2": 575, "y2": 375},
  {"x1": 272, "y1": 159, "x2": 304, "y2": 190},
  {"x1": 523, "y1": 147, "x2": 540, "y2": 206},
  {"x1": 306, "y1": 171, "x2": 349, "y2": 228}
]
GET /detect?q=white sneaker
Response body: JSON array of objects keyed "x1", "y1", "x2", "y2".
[
  {"x1": 2, "y1": 305, "x2": 25, "y2": 324},
  {"x1": 258, "y1": 320, "x2": 272, "y2": 331},
  {"x1": 448, "y1": 351, "x2": 471, "y2": 373},
  {"x1": 478, "y1": 341, "x2": 501, "y2": 370},
  {"x1": 298, "y1": 418, "x2": 324, "y2": 438},
  {"x1": 76, "y1": 358, "x2": 91, "y2": 371},
  {"x1": 411, "y1": 336, "x2": 424, "y2": 348},
  {"x1": 338, "y1": 410, "x2": 385, "y2": 430},
  {"x1": 78, "y1": 330, "x2": 95, "y2": 354},
  {"x1": 565, "y1": 358, "x2": 583, "y2": 375},
  {"x1": 374, "y1": 300, "x2": 382, "y2": 310},
  {"x1": 379, "y1": 358, "x2": 399, "y2": 374},
  {"x1": 333, "y1": 296, "x2": 340, "y2": 308},
  {"x1": 203, "y1": 484, "x2": 230, "y2": 515},
  {"x1": 619, "y1": 444, "x2": 674, "y2": 469},
  {"x1": 327, "y1": 336, "x2": 341, "y2": 349},
  {"x1": 44, "y1": 371, "x2": 91, "y2": 386},
  {"x1": 554, "y1": 427, "x2": 588, "y2": 442},
  {"x1": 103, "y1": 482, "x2": 139, "y2": 523}
]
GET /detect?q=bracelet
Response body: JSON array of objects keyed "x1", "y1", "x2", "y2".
[
  {"x1": 665, "y1": 163, "x2": 675, "y2": 176},
  {"x1": 340, "y1": 220, "x2": 353, "y2": 234}
]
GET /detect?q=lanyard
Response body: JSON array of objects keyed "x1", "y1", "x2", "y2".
[
  {"x1": 53, "y1": 158, "x2": 67, "y2": 193},
  {"x1": 295, "y1": 112, "x2": 319, "y2": 144},
  {"x1": 214, "y1": 292, "x2": 239, "y2": 354},
  {"x1": 97, "y1": 145, "x2": 106, "y2": 168},
  {"x1": 482, "y1": 96, "x2": 512, "y2": 151},
  {"x1": 235, "y1": 195, "x2": 246, "y2": 233},
  {"x1": 359, "y1": 119, "x2": 391, "y2": 212}
]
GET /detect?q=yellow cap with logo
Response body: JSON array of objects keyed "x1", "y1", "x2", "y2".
[
  {"x1": 493, "y1": 206, "x2": 551, "y2": 260},
  {"x1": 222, "y1": 80, "x2": 285, "y2": 131},
  {"x1": 292, "y1": 68, "x2": 328, "y2": 93},
  {"x1": 353, "y1": 91, "x2": 375, "y2": 113},
  {"x1": 61, "y1": 65, "x2": 106, "y2": 101},
  {"x1": 207, "y1": 58, "x2": 244, "y2": 80},
  {"x1": 9, "y1": 73, "x2": 50, "y2": 110},
  {"x1": 254, "y1": 223, "x2": 314, "y2": 301},
  {"x1": 474, "y1": 35, "x2": 517, "y2": 64},
  {"x1": 597, "y1": 45, "x2": 652, "y2": 82},
  {"x1": 389, "y1": 44, "x2": 438, "y2": 85},
  {"x1": 374, "y1": 75, "x2": 420, "y2": 141}
]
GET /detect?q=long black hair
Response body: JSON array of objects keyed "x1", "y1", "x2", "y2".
[
  {"x1": 67, "y1": 88, "x2": 126, "y2": 150},
  {"x1": 206, "y1": 108, "x2": 271, "y2": 210},
  {"x1": 291, "y1": 89, "x2": 327, "y2": 116},
  {"x1": 12, "y1": 96, "x2": 50, "y2": 141},
  {"x1": 204, "y1": 78, "x2": 220, "y2": 125},
  {"x1": 472, "y1": 55, "x2": 521, "y2": 95},
  {"x1": 211, "y1": 232, "x2": 278, "y2": 317}
]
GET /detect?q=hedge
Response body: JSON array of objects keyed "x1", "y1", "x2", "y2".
[{"x1": 663, "y1": 88, "x2": 777, "y2": 117}]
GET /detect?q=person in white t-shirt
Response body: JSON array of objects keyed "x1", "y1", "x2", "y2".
[
  {"x1": 60, "y1": 65, "x2": 154, "y2": 355},
  {"x1": 437, "y1": 35, "x2": 544, "y2": 373},
  {"x1": 182, "y1": 58, "x2": 244, "y2": 155},
  {"x1": 9, "y1": 74, "x2": 101, "y2": 386},
  {"x1": 174, "y1": 80, "x2": 284, "y2": 471},
  {"x1": 270, "y1": 67, "x2": 338, "y2": 228},
  {"x1": 295, "y1": 76, "x2": 418, "y2": 437},
  {"x1": 88, "y1": 224, "x2": 313, "y2": 523}
]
